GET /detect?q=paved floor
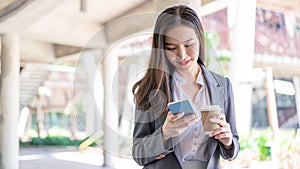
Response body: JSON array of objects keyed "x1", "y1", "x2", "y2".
[
  {"x1": 19, "y1": 146, "x2": 285, "y2": 169},
  {"x1": 19, "y1": 146, "x2": 142, "y2": 169}
]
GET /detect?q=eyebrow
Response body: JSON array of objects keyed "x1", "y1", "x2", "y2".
[{"x1": 165, "y1": 38, "x2": 195, "y2": 45}]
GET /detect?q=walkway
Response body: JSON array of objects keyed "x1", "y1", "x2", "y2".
[{"x1": 19, "y1": 146, "x2": 142, "y2": 169}]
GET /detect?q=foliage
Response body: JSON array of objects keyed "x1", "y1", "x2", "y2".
[
  {"x1": 239, "y1": 129, "x2": 272, "y2": 161},
  {"x1": 204, "y1": 30, "x2": 231, "y2": 76},
  {"x1": 20, "y1": 136, "x2": 83, "y2": 146},
  {"x1": 20, "y1": 131, "x2": 100, "y2": 147},
  {"x1": 222, "y1": 129, "x2": 300, "y2": 168},
  {"x1": 254, "y1": 133, "x2": 272, "y2": 160},
  {"x1": 276, "y1": 129, "x2": 300, "y2": 168},
  {"x1": 204, "y1": 30, "x2": 220, "y2": 48},
  {"x1": 216, "y1": 55, "x2": 231, "y2": 62}
]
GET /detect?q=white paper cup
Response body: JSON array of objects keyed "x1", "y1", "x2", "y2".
[{"x1": 200, "y1": 105, "x2": 222, "y2": 135}]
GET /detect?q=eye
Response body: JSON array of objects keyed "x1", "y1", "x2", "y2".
[
  {"x1": 165, "y1": 45, "x2": 176, "y2": 51},
  {"x1": 166, "y1": 47, "x2": 176, "y2": 51},
  {"x1": 185, "y1": 44, "x2": 193, "y2": 48}
]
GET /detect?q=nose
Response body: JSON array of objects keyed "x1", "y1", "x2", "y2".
[{"x1": 178, "y1": 45, "x2": 187, "y2": 60}]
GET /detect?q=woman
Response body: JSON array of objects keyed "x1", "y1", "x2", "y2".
[{"x1": 132, "y1": 5, "x2": 239, "y2": 169}]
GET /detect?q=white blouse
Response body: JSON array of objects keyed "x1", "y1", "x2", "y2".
[{"x1": 172, "y1": 70, "x2": 210, "y2": 163}]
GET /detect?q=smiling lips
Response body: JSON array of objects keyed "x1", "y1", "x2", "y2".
[{"x1": 179, "y1": 59, "x2": 191, "y2": 66}]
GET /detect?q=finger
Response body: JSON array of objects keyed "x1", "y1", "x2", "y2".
[
  {"x1": 209, "y1": 118, "x2": 230, "y2": 128},
  {"x1": 211, "y1": 113, "x2": 225, "y2": 120},
  {"x1": 155, "y1": 154, "x2": 165, "y2": 160},
  {"x1": 218, "y1": 113, "x2": 225, "y2": 120},
  {"x1": 167, "y1": 111, "x2": 184, "y2": 121},
  {"x1": 176, "y1": 114, "x2": 199, "y2": 125},
  {"x1": 166, "y1": 111, "x2": 173, "y2": 120},
  {"x1": 170, "y1": 115, "x2": 200, "y2": 136},
  {"x1": 211, "y1": 126, "x2": 232, "y2": 137},
  {"x1": 181, "y1": 113, "x2": 198, "y2": 121},
  {"x1": 218, "y1": 120, "x2": 230, "y2": 128},
  {"x1": 176, "y1": 114, "x2": 199, "y2": 128},
  {"x1": 212, "y1": 126, "x2": 230, "y2": 135},
  {"x1": 214, "y1": 132, "x2": 233, "y2": 140},
  {"x1": 172, "y1": 112, "x2": 185, "y2": 121}
]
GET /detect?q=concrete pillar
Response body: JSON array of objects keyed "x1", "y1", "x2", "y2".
[
  {"x1": 265, "y1": 68, "x2": 279, "y2": 139},
  {"x1": 228, "y1": 0, "x2": 256, "y2": 136},
  {"x1": 17, "y1": 107, "x2": 30, "y2": 137},
  {"x1": 36, "y1": 95, "x2": 44, "y2": 137},
  {"x1": 0, "y1": 34, "x2": 20, "y2": 169},
  {"x1": 84, "y1": 97, "x2": 96, "y2": 135},
  {"x1": 154, "y1": 0, "x2": 201, "y2": 15},
  {"x1": 103, "y1": 48, "x2": 119, "y2": 168},
  {"x1": 80, "y1": 51, "x2": 103, "y2": 138},
  {"x1": 293, "y1": 76, "x2": 300, "y2": 128}
]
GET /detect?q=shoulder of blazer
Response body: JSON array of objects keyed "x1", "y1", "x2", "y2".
[{"x1": 201, "y1": 65, "x2": 227, "y2": 87}]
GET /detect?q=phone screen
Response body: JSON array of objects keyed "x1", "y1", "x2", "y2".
[{"x1": 167, "y1": 99, "x2": 195, "y2": 115}]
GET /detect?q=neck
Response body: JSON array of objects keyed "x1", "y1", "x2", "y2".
[{"x1": 177, "y1": 64, "x2": 201, "y2": 82}]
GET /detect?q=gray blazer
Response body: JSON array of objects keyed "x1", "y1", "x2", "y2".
[{"x1": 132, "y1": 65, "x2": 240, "y2": 169}]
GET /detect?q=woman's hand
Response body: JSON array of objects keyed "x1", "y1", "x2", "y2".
[
  {"x1": 162, "y1": 111, "x2": 199, "y2": 141},
  {"x1": 209, "y1": 114, "x2": 233, "y2": 147}
]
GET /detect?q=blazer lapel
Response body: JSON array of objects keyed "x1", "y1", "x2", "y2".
[
  {"x1": 201, "y1": 65, "x2": 224, "y2": 161},
  {"x1": 201, "y1": 65, "x2": 224, "y2": 107}
]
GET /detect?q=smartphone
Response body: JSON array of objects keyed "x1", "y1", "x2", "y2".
[{"x1": 167, "y1": 99, "x2": 196, "y2": 115}]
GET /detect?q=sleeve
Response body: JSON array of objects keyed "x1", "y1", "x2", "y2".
[
  {"x1": 132, "y1": 109, "x2": 173, "y2": 166},
  {"x1": 219, "y1": 78, "x2": 240, "y2": 160}
]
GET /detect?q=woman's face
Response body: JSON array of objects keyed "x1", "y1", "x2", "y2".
[{"x1": 164, "y1": 24, "x2": 200, "y2": 73}]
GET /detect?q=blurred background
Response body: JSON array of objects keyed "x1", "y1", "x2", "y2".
[{"x1": 0, "y1": 0, "x2": 300, "y2": 169}]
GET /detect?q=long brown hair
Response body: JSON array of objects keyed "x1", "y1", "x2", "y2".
[{"x1": 132, "y1": 5, "x2": 205, "y2": 113}]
